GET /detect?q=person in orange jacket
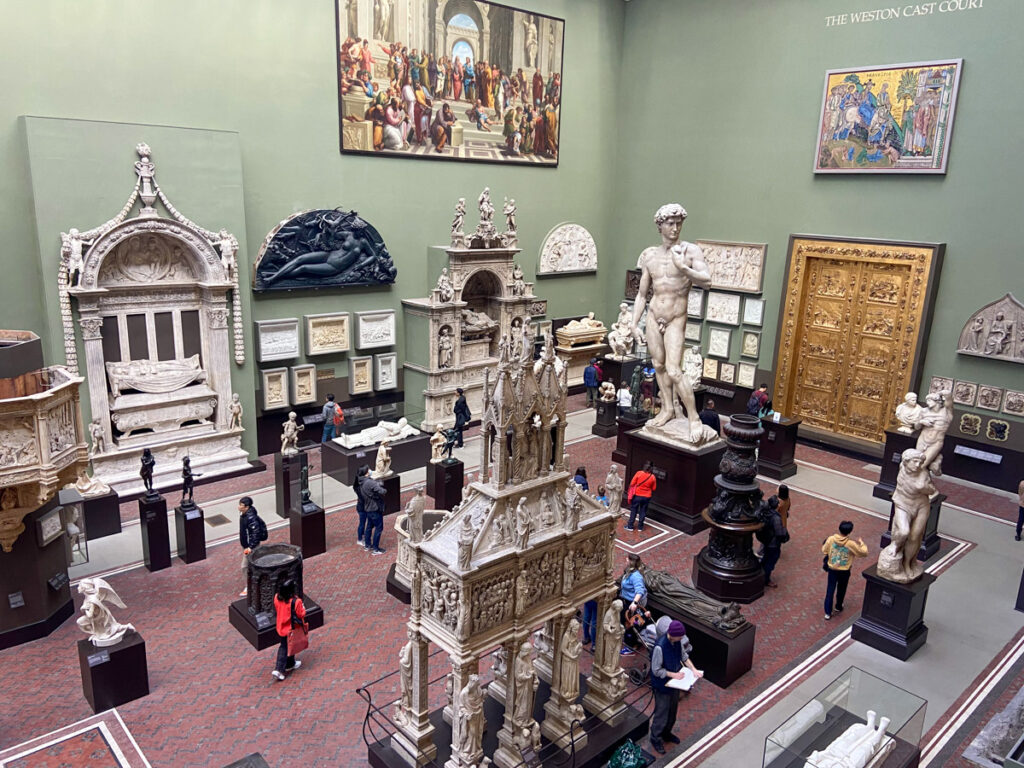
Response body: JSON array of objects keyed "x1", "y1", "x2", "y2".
[
  {"x1": 272, "y1": 579, "x2": 307, "y2": 681},
  {"x1": 625, "y1": 461, "x2": 657, "y2": 532}
]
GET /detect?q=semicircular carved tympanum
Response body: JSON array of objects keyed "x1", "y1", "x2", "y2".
[{"x1": 957, "y1": 293, "x2": 1024, "y2": 365}]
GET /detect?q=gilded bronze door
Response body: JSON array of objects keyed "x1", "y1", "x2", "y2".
[{"x1": 774, "y1": 236, "x2": 943, "y2": 448}]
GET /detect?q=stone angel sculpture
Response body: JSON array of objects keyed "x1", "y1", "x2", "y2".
[{"x1": 77, "y1": 577, "x2": 135, "y2": 647}]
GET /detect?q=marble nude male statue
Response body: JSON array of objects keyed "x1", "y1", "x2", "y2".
[
  {"x1": 877, "y1": 448, "x2": 936, "y2": 583},
  {"x1": 633, "y1": 203, "x2": 715, "y2": 444}
]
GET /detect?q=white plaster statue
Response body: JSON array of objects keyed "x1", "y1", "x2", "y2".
[
  {"x1": 405, "y1": 490, "x2": 425, "y2": 543},
  {"x1": 280, "y1": 411, "x2": 304, "y2": 455},
  {"x1": 633, "y1": 203, "x2": 717, "y2": 445},
  {"x1": 876, "y1": 448, "x2": 936, "y2": 583},
  {"x1": 215, "y1": 229, "x2": 238, "y2": 276},
  {"x1": 607, "y1": 302, "x2": 640, "y2": 359},
  {"x1": 66, "y1": 505, "x2": 86, "y2": 561},
  {"x1": 438, "y1": 327, "x2": 454, "y2": 369},
  {"x1": 373, "y1": 439, "x2": 392, "y2": 478},
  {"x1": 914, "y1": 389, "x2": 953, "y2": 477},
  {"x1": 88, "y1": 418, "x2": 106, "y2": 457},
  {"x1": 894, "y1": 392, "x2": 924, "y2": 434},
  {"x1": 456, "y1": 674, "x2": 485, "y2": 760},
  {"x1": 605, "y1": 465, "x2": 623, "y2": 511},
  {"x1": 337, "y1": 416, "x2": 419, "y2": 448},
  {"x1": 599, "y1": 599, "x2": 625, "y2": 671},
  {"x1": 460, "y1": 309, "x2": 498, "y2": 337},
  {"x1": 511, "y1": 262, "x2": 526, "y2": 297},
  {"x1": 564, "y1": 484, "x2": 581, "y2": 531},
  {"x1": 395, "y1": 638, "x2": 413, "y2": 725},
  {"x1": 61, "y1": 228, "x2": 85, "y2": 286},
  {"x1": 514, "y1": 496, "x2": 531, "y2": 550},
  {"x1": 523, "y1": 14, "x2": 538, "y2": 69},
  {"x1": 559, "y1": 618, "x2": 582, "y2": 703},
  {"x1": 76, "y1": 578, "x2": 135, "y2": 647},
  {"x1": 457, "y1": 514, "x2": 475, "y2": 570},
  {"x1": 503, "y1": 197, "x2": 517, "y2": 234},
  {"x1": 70, "y1": 467, "x2": 111, "y2": 498},
  {"x1": 435, "y1": 267, "x2": 455, "y2": 303},
  {"x1": 683, "y1": 346, "x2": 704, "y2": 386},
  {"x1": 228, "y1": 393, "x2": 244, "y2": 430},
  {"x1": 803, "y1": 710, "x2": 892, "y2": 768},
  {"x1": 512, "y1": 640, "x2": 538, "y2": 728},
  {"x1": 451, "y1": 199, "x2": 466, "y2": 245},
  {"x1": 599, "y1": 381, "x2": 616, "y2": 402},
  {"x1": 478, "y1": 187, "x2": 494, "y2": 226},
  {"x1": 429, "y1": 424, "x2": 446, "y2": 463},
  {"x1": 563, "y1": 312, "x2": 604, "y2": 332},
  {"x1": 515, "y1": 571, "x2": 529, "y2": 615}
]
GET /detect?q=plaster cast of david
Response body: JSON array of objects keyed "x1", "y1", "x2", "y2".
[
  {"x1": 538, "y1": 223, "x2": 598, "y2": 275},
  {"x1": 76, "y1": 578, "x2": 135, "y2": 647},
  {"x1": 336, "y1": 417, "x2": 419, "y2": 449},
  {"x1": 957, "y1": 294, "x2": 1024, "y2": 364}
]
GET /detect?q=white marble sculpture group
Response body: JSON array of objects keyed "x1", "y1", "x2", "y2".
[{"x1": 77, "y1": 577, "x2": 135, "y2": 647}]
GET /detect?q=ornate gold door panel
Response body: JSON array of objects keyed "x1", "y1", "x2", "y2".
[{"x1": 774, "y1": 236, "x2": 943, "y2": 448}]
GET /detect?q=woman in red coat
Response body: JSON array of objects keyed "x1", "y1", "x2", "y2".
[{"x1": 272, "y1": 579, "x2": 306, "y2": 681}]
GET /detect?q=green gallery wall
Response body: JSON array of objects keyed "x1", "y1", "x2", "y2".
[{"x1": 0, "y1": 0, "x2": 1020, "y2": 454}]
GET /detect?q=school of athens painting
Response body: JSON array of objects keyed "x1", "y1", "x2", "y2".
[
  {"x1": 335, "y1": 0, "x2": 564, "y2": 166},
  {"x1": 815, "y1": 59, "x2": 963, "y2": 174}
]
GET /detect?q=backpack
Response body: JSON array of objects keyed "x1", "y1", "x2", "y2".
[
  {"x1": 257, "y1": 515, "x2": 269, "y2": 542},
  {"x1": 333, "y1": 404, "x2": 345, "y2": 427},
  {"x1": 746, "y1": 392, "x2": 762, "y2": 416}
]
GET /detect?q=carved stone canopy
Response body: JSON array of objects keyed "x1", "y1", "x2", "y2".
[{"x1": 957, "y1": 293, "x2": 1024, "y2": 365}]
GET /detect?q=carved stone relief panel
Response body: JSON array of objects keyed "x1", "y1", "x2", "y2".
[
  {"x1": 349, "y1": 356, "x2": 374, "y2": 395},
  {"x1": 1003, "y1": 390, "x2": 1024, "y2": 416},
  {"x1": 470, "y1": 568, "x2": 515, "y2": 635},
  {"x1": 261, "y1": 368, "x2": 289, "y2": 410},
  {"x1": 695, "y1": 240, "x2": 766, "y2": 294},
  {"x1": 255, "y1": 318, "x2": 301, "y2": 362},
  {"x1": 537, "y1": 223, "x2": 597, "y2": 275},
  {"x1": 705, "y1": 292, "x2": 741, "y2": 326},
  {"x1": 952, "y1": 380, "x2": 977, "y2": 407},
  {"x1": 929, "y1": 376, "x2": 953, "y2": 394},
  {"x1": 374, "y1": 353, "x2": 398, "y2": 391},
  {"x1": 957, "y1": 294, "x2": 1024, "y2": 364},
  {"x1": 959, "y1": 413, "x2": 981, "y2": 436},
  {"x1": 97, "y1": 234, "x2": 198, "y2": 286},
  {"x1": 986, "y1": 419, "x2": 1009, "y2": 442},
  {"x1": 305, "y1": 312, "x2": 350, "y2": 355},
  {"x1": 976, "y1": 385, "x2": 1004, "y2": 411},
  {"x1": 356, "y1": 310, "x2": 396, "y2": 350},
  {"x1": 0, "y1": 417, "x2": 38, "y2": 470},
  {"x1": 291, "y1": 365, "x2": 317, "y2": 406}
]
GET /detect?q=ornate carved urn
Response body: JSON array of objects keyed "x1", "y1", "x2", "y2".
[
  {"x1": 692, "y1": 414, "x2": 766, "y2": 603},
  {"x1": 245, "y1": 543, "x2": 303, "y2": 616}
]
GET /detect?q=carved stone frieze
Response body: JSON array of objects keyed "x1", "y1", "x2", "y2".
[{"x1": 538, "y1": 223, "x2": 598, "y2": 274}]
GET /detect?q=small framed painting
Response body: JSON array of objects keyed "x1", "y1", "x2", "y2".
[
  {"x1": 687, "y1": 287, "x2": 705, "y2": 319},
  {"x1": 291, "y1": 364, "x2": 317, "y2": 406},
  {"x1": 684, "y1": 322, "x2": 701, "y2": 342},
  {"x1": 743, "y1": 298, "x2": 765, "y2": 326},
  {"x1": 349, "y1": 355, "x2": 374, "y2": 395},
  {"x1": 737, "y1": 362, "x2": 757, "y2": 389},
  {"x1": 261, "y1": 367, "x2": 289, "y2": 410},
  {"x1": 702, "y1": 357, "x2": 719, "y2": 380},
  {"x1": 707, "y1": 327, "x2": 732, "y2": 359},
  {"x1": 36, "y1": 506, "x2": 64, "y2": 547},
  {"x1": 719, "y1": 362, "x2": 736, "y2": 384},
  {"x1": 374, "y1": 353, "x2": 398, "y2": 391},
  {"x1": 741, "y1": 330, "x2": 761, "y2": 359},
  {"x1": 705, "y1": 292, "x2": 741, "y2": 326},
  {"x1": 976, "y1": 385, "x2": 1003, "y2": 411},
  {"x1": 952, "y1": 380, "x2": 977, "y2": 407}
]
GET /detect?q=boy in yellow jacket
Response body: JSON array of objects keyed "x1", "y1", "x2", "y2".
[{"x1": 822, "y1": 520, "x2": 868, "y2": 620}]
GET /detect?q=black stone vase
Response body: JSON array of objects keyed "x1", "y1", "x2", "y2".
[{"x1": 692, "y1": 414, "x2": 766, "y2": 604}]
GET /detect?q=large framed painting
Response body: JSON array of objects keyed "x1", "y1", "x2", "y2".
[
  {"x1": 335, "y1": 0, "x2": 564, "y2": 167},
  {"x1": 814, "y1": 59, "x2": 963, "y2": 174}
]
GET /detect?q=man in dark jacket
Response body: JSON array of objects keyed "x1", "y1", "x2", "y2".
[
  {"x1": 453, "y1": 387, "x2": 471, "y2": 448},
  {"x1": 649, "y1": 619, "x2": 703, "y2": 754},
  {"x1": 238, "y1": 496, "x2": 268, "y2": 596},
  {"x1": 583, "y1": 358, "x2": 600, "y2": 407},
  {"x1": 698, "y1": 398, "x2": 721, "y2": 435},
  {"x1": 759, "y1": 495, "x2": 789, "y2": 588},
  {"x1": 359, "y1": 470, "x2": 387, "y2": 554}
]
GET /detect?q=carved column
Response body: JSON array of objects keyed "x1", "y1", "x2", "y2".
[
  {"x1": 201, "y1": 294, "x2": 232, "y2": 429},
  {"x1": 486, "y1": 642, "x2": 510, "y2": 705},
  {"x1": 582, "y1": 590, "x2": 628, "y2": 725},
  {"x1": 78, "y1": 310, "x2": 111, "y2": 450},
  {"x1": 494, "y1": 634, "x2": 535, "y2": 768},
  {"x1": 445, "y1": 653, "x2": 481, "y2": 768},
  {"x1": 391, "y1": 628, "x2": 437, "y2": 767},
  {"x1": 541, "y1": 610, "x2": 586, "y2": 749}
]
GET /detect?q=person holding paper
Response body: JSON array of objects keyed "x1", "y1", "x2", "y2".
[{"x1": 649, "y1": 619, "x2": 703, "y2": 755}]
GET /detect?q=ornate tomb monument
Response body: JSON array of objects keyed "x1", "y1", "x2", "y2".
[{"x1": 58, "y1": 144, "x2": 249, "y2": 495}]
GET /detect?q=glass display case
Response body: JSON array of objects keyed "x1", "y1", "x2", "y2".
[{"x1": 763, "y1": 666, "x2": 926, "y2": 768}]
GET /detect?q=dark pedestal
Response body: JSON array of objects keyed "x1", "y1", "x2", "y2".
[
  {"x1": 427, "y1": 459, "x2": 464, "y2": 511},
  {"x1": 274, "y1": 451, "x2": 308, "y2": 520},
  {"x1": 873, "y1": 430, "x2": 918, "y2": 500},
  {"x1": 612, "y1": 410, "x2": 648, "y2": 465},
  {"x1": 1016, "y1": 564, "x2": 1024, "y2": 613},
  {"x1": 290, "y1": 500, "x2": 326, "y2": 558},
  {"x1": 77, "y1": 631, "x2": 149, "y2": 713},
  {"x1": 367, "y1": 675, "x2": 649, "y2": 768},
  {"x1": 623, "y1": 430, "x2": 726, "y2": 534},
  {"x1": 82, "y1": 490, "x2": 121, "y2": 539},
  {"x1": 174, "y1": 502, "x2": 206, "y2": 564},
  {"x1": 228, "y1": 593, "x2": 324, "y2": 651},
  {"x1": 386, "y1": 563, "x2": 412, "y2": 604},
  {"x1": 599, "y1": 356, "x2": 642, "y2": 396},
  {"x1": 851, "y1": 565, "x2": 937, "y2": 661},
  {"x1": 221, "y1": 756, "x2": 271, "y2": 768},
  {"x1": 880, "y1": 493, "x2": 945, "y2": 562},
  {"x1": 645, "y1": 593, "x2": 755, "y2": 688},
  {"x1": 321, "y1": 431, "x2": 430, "y2": 486},
  {"x1": 692, "y1": 511, "x2": 766, "y2": 604},
  {"x1": 758, "y1": 417, "x2": 801, "y2": 480},
  {"x1": 138, "y1": 494, "x2": 170, "y2": 572},
  {"x1": 592, "y1": 402, "x2": 619, "y2": 438},
  {"x1": 380, "y1": 472, "x2": 401, "y2": 515}
]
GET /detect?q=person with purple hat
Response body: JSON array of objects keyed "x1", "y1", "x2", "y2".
[{"x1": 649, "y1": 618, "x2": 703, "y2": 755}]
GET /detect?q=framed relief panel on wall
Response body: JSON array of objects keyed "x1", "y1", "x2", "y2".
[
  {"x1": 707, "y1": 327, "x2": 732, "y2": 359},
  {"x1": 261, "y1": 367, "x2": 290, "y2": 410},
  {"x1": 684, "y1": 322, "x2": 701, "y2": 342},
  {"x1": 349, "y1": 356, "x2": 374, "y2": 395},
  {"x1": 374, "y1": 353, "x2": 398, "y2": 391},
  {"x1": 356, "y1": 310, "x2": 396, "y2": 350},
  {"x1": 696, "y1": 240, "x2": 767, "y2": 294},
  {"x1": 705, "y1": 292, "x2": 741, "y2": 326},
  {"x1": 719, "y1": 362, "x2": 736, "y2": 384},
  {"x1": 687, "y1": 287, "x2": 705, "y2": 319},
  {"x1": 702, "y1": 358, "x2": 719, "y2": 380},
  {"x1": 929, "y1": 376, "x2": 953, "y2": 394},
  {"x1": 291, "y1": 364, "x2": 317, "y2": 406},
  {"x1": 976, "y1": 385, "x2": 1003, "y2": 411},
  {"x1": 737, "y1": 362, "x2": 757, "y2": 389},
  {"x1": 741, "y1": 330, "x2": 761, "y2": 359},
  {"x1": 743, "y1": 298, "x2": 765, "y2": 326},
  {"x1": 305, "y1": 312, "x2": 350, "y2": 356},
  {"x1": 1003, "y1": 390, "x2": 1024, "y2": 416},
  {"x1": 255, "y1": 318, "x2": 301, "y2": 362},
  {"x1": 952, "y1": 380, "x2": 977, "y2": 407}
]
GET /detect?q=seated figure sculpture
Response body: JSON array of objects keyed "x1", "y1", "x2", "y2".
[
  {"x1": 607, "y1": 302, "x2": 640, "y2": 359},
  {"x1": 337, "y1": 416, "x2": 420, "y2": 448},
  {"x1": 76, "y1": 577, "x2": 135, "y2": 647}
]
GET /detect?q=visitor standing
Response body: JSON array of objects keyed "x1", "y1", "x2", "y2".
[
  {"x1": 616, "y1": 380, "x2": 632, "y2": 416},
  {"x1": 759, "y1": 495, "x2": 789, "y2": 588},
  {"x1": 271, "y1": 579, "x2": 306, "y2": 681},
  {"x1": 821, "y1": 520, "x2": 868, "y2": 619},
  {"x1": 649, "y1": 619, "x2": 703, "y2": 755},
  {"x1": 238, "y1": 496, "x2": 268, "y2": 597},
  {"x1": 698, "y1": 398, "x2": 721, "y2": 435},
  {"x1": 619, "y1": 553, "x2": 648, "y2": 656},
  {"x1": 453, "y1": 387, "x2": 471, "y2": 448},
  {"x1": 594, "y1": 485, "x2": 609, "y2": 506},
  {"x1": 625, "y1": 461, "x2": 657, "y2": 532},
  {"x1": 321, "y1": 393, "x2": 343, "y2": 442},
  {"x1": 359, "y1": 468, "x2": 387, "y2": 554},
  {"x1": 746, "y1": 383, "x2": 770, "y2": 416},
  {"x1": 352, "y1": 465, "x2": 369, "y2": 547},
  {"x1": 777, "y1": 484, "x2": 792, "y2": 529},
  {"x1": 573, "y1": 466, "x2": 589, "y2": 491},
  {"x1": 583, "y1": 359, "x2": 600, "y2": 407}
]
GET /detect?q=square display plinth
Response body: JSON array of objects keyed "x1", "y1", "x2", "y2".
[
  {"x1": 290, "y1": 501, "x2": 326, "y2": 558},
  {"x1": 322, "y1": 432, "x2": 430, "y2": 486},
  {"x1": 174, "y1": 502, "x2": 207, "y2": 563},
  {"x1": 228, "y1": 594, "x2": 324, "y2": 651},
  {"x1": 592, "y1": 403, "x2": 618, "y2": 438},
  {"x1": 78, "y1": 631, "x2": 149, "y2": 713},
  {"x1": 426, "y1": 459, "x2": 464, "y2": 511},
  {"x1": 851, "y1": 566, "x2": 936, "y2": 661},
  {"x1": 139, "y1": 494, "x2": 170, "y2": 572},
  {"x1": 82, "y1": 490, "x2": 121, "y2": 539}
]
